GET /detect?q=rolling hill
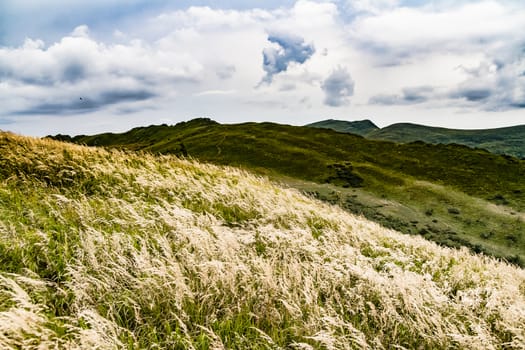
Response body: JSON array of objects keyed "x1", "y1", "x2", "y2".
[
  {"x1": 49, "y1": 119, "x2": 525, "y2": 265},
  {"x1": 307, "y1": 119, "x2": 525, "y2": 158},
  {"x1": 2, "y1": 131, "x2": 525, "y2": 348},
  {"x1": 306, "y1": 119, "x2": 379, "y2": 136}
]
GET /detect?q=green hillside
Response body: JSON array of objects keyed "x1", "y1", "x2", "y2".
[
  {"x1": 51, "y1": 119, "x2": 525, "y2": 265},
  {"x1": 2, "y1": 131, "x2": 525, "y2": 348},
  {"x1": 306, "y1": 119, "x2": 525, "y2": 158},
  {"x1": 367, "y1": 123, "x2": 525, "y2": 158},
  {"x1": 306, "y1": 119, "x2": 379, "y2": 136}
]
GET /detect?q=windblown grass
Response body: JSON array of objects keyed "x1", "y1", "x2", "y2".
[
  {"x1": 55, "y1": 120, "x2": 525, "y2": 262},
  {"x1": 1, "y1": 131, "x2": 525, "y2": 349}
]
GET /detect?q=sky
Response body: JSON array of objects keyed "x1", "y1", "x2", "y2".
[{"x1": 0, "y1": 0, "x2": 524, "y2": 136}]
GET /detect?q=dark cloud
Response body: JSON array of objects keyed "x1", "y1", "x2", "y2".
[
  {"x1": 402, "y1": 86, "x2": 433, "y2": 103},
  {"x1": 355, "y1": 42, "x2": 416, "y2": 68},
  {"x1": 261, "y1": 33, "x2": 315, "y2": 83},
  {"x1": 216, "y1": 65, "x2": 236, "y2": 80},
  {"x1": 368, "y1": 94, "x2": 400, "y2": 105},
  {"x1": 0, "y1": 66, "x2": 54, "y2": 86},
  {"x1": 369, "y1": 86, "x2": 433, "y2": 105},
  {"x1": 448, "y1": 57, "x2": 525, "y2": 110},
  {"x1": 279, "y1": 83, "x2": 296, "y2": 91},
  {"x1": 62, "y1": 62, "x2": 87, "y2": 83},
  {"x1": 99, "y1": 90, "x2": 156, "y2": 105},
  {"x1": 449, "y1": 88, "x2": 492, "y2": 102},
  {"x1": 116, "y1": 104, "x2": 157, "y2": 115},
  {"x1": 13, "y1": 101, "x2": 96, "y2": 116},
  {"x1": 511, "y1": 102, "x2": 525, "y2": 108},
  {"x1": 493, "y1": 60, "x2": 505, "y2": 71},
  {"x1": 14, "y1": 89, "x2": 156, "y2": 116},
  {"x1": 0, "y1": 118, "x2": 14, "y2": 125},
  {"x1": 321, "y1": 67, "x2": 354, "y2": 107}
]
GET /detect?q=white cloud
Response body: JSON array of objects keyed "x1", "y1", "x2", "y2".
[
  {"x1": 351, "y1": 1, "x2": 525, "y2": 56},
  {"x1": 71, "y1": 25, "x2": 90, "y2": 38},
  {"x1": 0, "y1": 25, "x2": 205, "y2": 116},
  {"x1": 344, "y1": 0, "x2": 400, "y2": 15},
  {"x1": 348, "y1": 0, "x2": 525, "y2": 112},
  {"x1": 2, "y1": 0, "x2": 525, "y2": 136},
  {"x1": 1, "y1": 1, "x2": 351, "y2": 117},
  {"x1": 449, "y1": 55, "x2": 525, "y2": 110},
  {"x1": 260, "y1": 33, "x2": 315, "y2": 84},
  {"x1": 155, "y1": 6, "x2": 274, "y2": 30}
]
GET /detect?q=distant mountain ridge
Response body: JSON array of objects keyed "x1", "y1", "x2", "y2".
[
  {"x1": 306, "y1": 119, "x2": 525, "y2": 158},
  {"x1": 306, "y1": 119, "x2": 379, "y2": 136}
]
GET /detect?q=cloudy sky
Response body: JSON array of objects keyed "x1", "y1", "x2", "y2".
[{"x1": 1, "y1": 0, "x2": 524, "y2": 136}]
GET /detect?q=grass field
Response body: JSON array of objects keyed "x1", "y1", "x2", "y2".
[
  {"x1": 2, "y1": 131, "x2": 525, "y2": 349},
  {"x1": 53, "y1": 119, "x2": 525, "y2": 265}
]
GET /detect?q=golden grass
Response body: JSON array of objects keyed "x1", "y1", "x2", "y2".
[{"x1": 0, "y1": 131, "x2": 524, "y2": 349}]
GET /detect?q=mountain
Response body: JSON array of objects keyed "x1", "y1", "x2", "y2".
[
  {"x1": 306, "y1": 119, "x2": 379, "y2": 136},
  {"x1": 2, "y1": 131, "x2": 525, "y2": 348},
  {"x1": 306, "y1": 119, "x2": 525, "y2": 158},
  {"x1": 367, "y1": 123, "x2": 525, "y2": 158},
  {"x1": 49, "y1": 119, "x2": 525, "y2": 265}
]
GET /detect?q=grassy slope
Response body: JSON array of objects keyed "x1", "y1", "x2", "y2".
[
  {"x1": 61, "y1": 119, "x2": 525, "y2": 264},
  {"x1": 2, "y1": 131, "x2": 525, "y2": 349},
  {"x1": 306, "y1": 119, "x2": 379, "y2": 136},
  {"x1": 307, "y1": 119, "x2": 525, "y2": 158},
  {"x1": 368, "y1": 123, "x2": 525, "y2": 159}
]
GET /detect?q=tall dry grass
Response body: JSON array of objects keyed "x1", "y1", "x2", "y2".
[{"x1": 0, "y1": 131, "x2": 524, "y2": 349}]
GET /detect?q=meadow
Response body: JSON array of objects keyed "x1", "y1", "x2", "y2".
[
  {"x1": 1, "y1": 131, "x2": 525, "y2": 349},
  {"x1": 56, "y1": 119, "x2": 525, "y2": 265}
]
